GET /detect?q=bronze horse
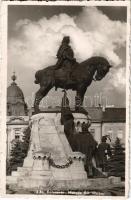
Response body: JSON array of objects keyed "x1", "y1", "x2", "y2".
[{"x1": 34, "y1": 56, "x2": 111, "y2": 112}]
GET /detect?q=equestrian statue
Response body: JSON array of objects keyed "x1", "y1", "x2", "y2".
[{"x1": 34, "y1": 36, "x2": 112, "y2": 112}]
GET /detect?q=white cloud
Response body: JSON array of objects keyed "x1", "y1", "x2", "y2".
[
  {"x1": 75, "y1": 7, "x2": 126, "y2": 65},
  {"x1": 103, "y1": 67, "x2": 126, "y2": 94},
  {"x1": 8, "y1": 7, "x2": 126, "y2": 96}
]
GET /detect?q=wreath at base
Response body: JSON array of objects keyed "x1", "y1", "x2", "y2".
[{"x1": 49, "y1": 157, "x2": 73, "y2": 169}]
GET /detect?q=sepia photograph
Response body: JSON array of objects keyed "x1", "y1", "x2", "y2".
[{"x1": 3, "y1": 1, "x2": 129, "y2": 197}]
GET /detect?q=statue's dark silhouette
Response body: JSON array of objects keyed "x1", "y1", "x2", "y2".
[
  {"x1": 34, "y1": 37, "x2": 111, "y2": 112},
  {"x1": 55, "y1": 36, "x2": 76, "y2": 71},
  {"x1": 61, "y1": 90, "x2": 75, "y2": 140},
  {"x1": 60, "y1": 92, "x2": 98, "y2": 177}
]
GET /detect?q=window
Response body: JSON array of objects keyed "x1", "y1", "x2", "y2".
[
  {"x1": 14, "y1": 129, "x2": 21, "y2": 141},
  {"x1": 15, "y1": 135, "x2": 20, "y2": 140}
]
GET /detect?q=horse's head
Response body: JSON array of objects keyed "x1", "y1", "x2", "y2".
[{"x1": 93, "y1": 57, "x2": 112, "y2": 81}]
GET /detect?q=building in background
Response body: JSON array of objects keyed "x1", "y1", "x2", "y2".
[
  {"x1": 86, "y1": 107, "x2": 125, "y2": 146},
  {"x1": 102, "y1": 108, "x2": 125, "y2": 145},
  {"x1": 6, "y1": 73, "x2": 29, "y2": 159}
]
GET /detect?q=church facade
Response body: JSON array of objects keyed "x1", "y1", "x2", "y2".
[{"x1": 6, "y1": 73, "x2": 29, "y2": 159}]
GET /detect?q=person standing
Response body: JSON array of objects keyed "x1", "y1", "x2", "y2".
[{"x1": 97, "y1": 135, "x2": 112, "y2": 172}]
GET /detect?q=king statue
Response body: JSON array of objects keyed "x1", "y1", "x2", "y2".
[{"x1": 54, "y1": 36, "x2": 76, "y2": 79}]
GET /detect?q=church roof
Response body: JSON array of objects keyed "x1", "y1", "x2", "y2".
[
  {"x1": 7, "y1": 73, "x2": 24, "y2": 104},
  {"x1": 36, "y1": 106, "x2": 125, "y2": 123},
  {"x1": 7, "y1": 73, "x2": 27, "y2": 116},
  {"x1": 84, "y1": 107, "x2": 103, "y2": 122},
  {"x1": 102, "y1": 108, "x2": 126, "y2": 123}
]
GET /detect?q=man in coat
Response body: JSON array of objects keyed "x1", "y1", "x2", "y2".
[{"x1": 97, "y1": 135, "x2": 112, "y2": 172}]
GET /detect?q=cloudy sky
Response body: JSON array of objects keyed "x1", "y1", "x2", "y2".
[{"x1": 8, "y1": 5, "x2": 127, "y2": 108}]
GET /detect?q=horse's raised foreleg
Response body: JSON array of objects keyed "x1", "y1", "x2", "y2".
[{"x1": 34, "y1": 85, "x2": 52, "y2": 113}]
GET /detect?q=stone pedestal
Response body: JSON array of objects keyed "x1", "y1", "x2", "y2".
[{"x1": 9, "y1": 113, "x2": 90, "y2": 191}]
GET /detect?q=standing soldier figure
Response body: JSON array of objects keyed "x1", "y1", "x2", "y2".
[{"x1": 71, "y1": 123, "x2": 97, "y2": 178}]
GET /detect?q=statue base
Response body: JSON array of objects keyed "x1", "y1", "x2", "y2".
[{"x1": 8, "y1": 113, "x2": 90, "y2": 191}]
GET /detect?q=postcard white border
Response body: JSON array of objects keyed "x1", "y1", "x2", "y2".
[{"x1": 0, "y1": 1, "x2": 130, "y2": 199}]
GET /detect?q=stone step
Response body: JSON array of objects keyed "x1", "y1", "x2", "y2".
[
  {"x1": 6, "y1": 176, "x2": 18, "y2": 185},
  {"x1": 11, "y1": 170, "x2": 30, "y2": 177},
  {"x1": 88, "y1": 178, "x2": 111, "y2": 187},
  {"x1": 11, "y1": 171, "x2": 20, "y2": 177},
  {"x1": 17, "y1": 167, "x2": 31, "y2": 172}
]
